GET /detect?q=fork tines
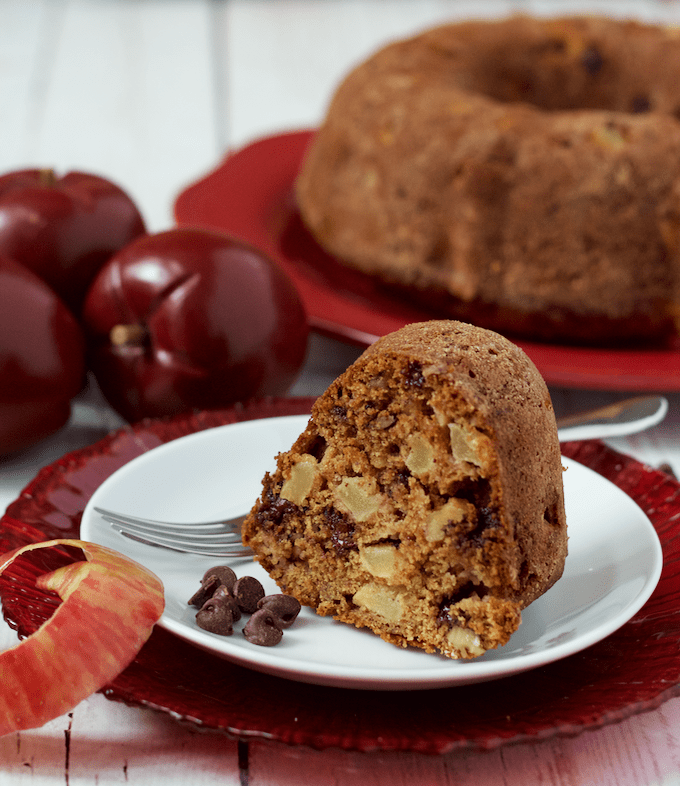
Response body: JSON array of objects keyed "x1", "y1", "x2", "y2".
[{"x1": 95, "y1": 507, "x2": 251, "y2": 558}]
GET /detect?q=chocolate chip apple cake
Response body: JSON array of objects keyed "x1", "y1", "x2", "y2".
[
  {"x1": 242, "y1": 320, "x2": 567, "y2": 659},
  {"x1": 296, "y1": 15, "x2": 680, "y2": 345}
]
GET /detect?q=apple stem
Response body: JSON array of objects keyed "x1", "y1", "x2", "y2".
[
  {"x1": 110, "y1": 324, "x2": 148, "y2": 346},
  {"x1": 38, "y1": 168, "x2": 58, "y2": 187}
]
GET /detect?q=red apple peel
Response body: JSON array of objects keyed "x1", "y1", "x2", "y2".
[{"x1": 0, "y1": 539, "x2": 164, "y2": 736}]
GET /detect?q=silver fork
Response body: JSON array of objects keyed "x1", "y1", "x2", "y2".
[
  {"x1": 94, "y1": 507, "x2": 252, "y2": 558},
  {"x1": 95, "y1": 394, "x2": 668, "y2": 558}
]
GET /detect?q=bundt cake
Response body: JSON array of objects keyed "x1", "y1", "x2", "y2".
[
  {"x1": 242, "y1": 320, "x2": 567, "y2": 659},
  {"x1": 296, "y1": 15, "x2": 680, "y2": 345}
]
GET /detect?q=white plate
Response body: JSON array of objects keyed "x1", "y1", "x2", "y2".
[{"x1": 81, "y1": 414, "x2": 663, "y2": 691}]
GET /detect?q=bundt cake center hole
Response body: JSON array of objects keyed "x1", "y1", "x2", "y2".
[{"x1": 470, "y1": 40, "x2": 657, "y2": 115}]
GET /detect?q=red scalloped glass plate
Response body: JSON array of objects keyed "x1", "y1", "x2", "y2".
[
  {"x1": 1, "y1": 398, "x2": 680, "y2": 753},
  {"x1": 174, "y1": 130, "x2": 680, "y2": 392}
]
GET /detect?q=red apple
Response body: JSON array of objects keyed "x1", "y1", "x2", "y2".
[
  {"x1": 0, "y1": 169, "x2": 146, "y2": 314},
  {"x1": 82, "y1": 228, "x2": 309, "y2": 422},
  {"x1": 0, "y1": 255, "x2": 85, "y2": 455},
  {"x1": 0, "y1": 539, "x2": 164, "y2": 735}
]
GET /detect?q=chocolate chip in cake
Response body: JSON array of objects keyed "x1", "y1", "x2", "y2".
[
  {"x1": 331, "y1": 405, "x2": 349, "y2": 421},
  {"x1": 464, "y1": 506, "x2": 501, "y2": 547},
  {"x1": 256, "y1": 484, "x2": 297, "y2": 529},
  {"x1": 581, "y1": 45, "x2": 604, "y2": 75},
  {"x1": 306, "y1": 434, "x2": 328, "y2": 461},
  {"x1": 437, "y1": 581, "x2": 491, "y2": 626},
  {"x1": 323, "y1": 506, "x2": 357, "y2": 555},
  {"x1": 543, "y1": 501, "x2": 562, "y2": 527},
  {"x1": 403, "y1": 360, "x2": 426, "y2": 388},
  {"x1": 452, "y1": 477, "x2": 492, "y2": 507},
  {"x1": 631, "y1": 95, "x2": 651, "y2": 113}
]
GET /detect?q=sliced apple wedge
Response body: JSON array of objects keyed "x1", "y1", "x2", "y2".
[{"x1": 0, "y1": 539, "x2": 164, "y2": 736}]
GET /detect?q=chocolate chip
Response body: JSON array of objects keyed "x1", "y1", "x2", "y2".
[
  {"x1": 243, "y1": 608, "x2": 284, "y2": 646},
  {"x1": 188, "y1": 575, "x2": 221, "y2": 608},
  {"x1": 581, "y1": 46, "x2": 603, "y2": 75},
  {"x1": 202, "y1": 565, "x2": 237, "y2": 593},
  {"x1": 437, "y1": 582, "x2": 490, "y2": 626},
  {"x1": 331, "y1": 405, "x2": 348, "y2": 421},
  {"x1": 233, "y1": 575, "x2": 265, "y2": 613},
  {"x1": 404, "y1": 360, "x2": 425, "y2": 388},
  {"x1": 255, "y1": 486, "x2": 297, "y2": 528},
  {"x1": 631, "y1": 95, "x2": 651, "y2": 114},
  {"x1": 463, "y1": 506, "x2": 501, "y2": 547},
  {"x1": 394, "y1": 467, "x2": 411, "y2": 488},
  {"x1": 306, "y1": 434, "x2": 328, "y2": 461},
  {"x1": 257, "y1": 594, "x2": 301, "y2": 628},
  {"x1": 212, "y1": 588, "x2": 242, "y2": 621},
  {"x1": 196, "y1": 598, "x2": 236, "y2": 635},
  {"x1": 188, "y1": 565, "x2": 238, "y2": 608},
  {"x1": 323, "y1": 506, "x2": 357, "y2": 556},
  {"x1": 190, "y1": 569, "x2": 301, "y2": 646}
]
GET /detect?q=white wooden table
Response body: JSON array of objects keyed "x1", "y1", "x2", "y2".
[{"x1": 2, "y1": 1, "x2": 680, "y2": 783}]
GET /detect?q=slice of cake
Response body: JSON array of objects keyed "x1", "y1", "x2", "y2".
[{"x1": 242, "y1": 320, "x2": 567, "y2": 658}]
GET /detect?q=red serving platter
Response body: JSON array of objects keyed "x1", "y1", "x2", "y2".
[
  {"x1": 2, "y1": 398, "x2": 680, "y2": 753},
  {"x1": 174, "y1": 130, "x2": 680, "y2": 391}
]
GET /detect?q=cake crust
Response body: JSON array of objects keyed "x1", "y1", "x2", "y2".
[{"x1": 243, "y1": 321, "x2": 567, "y2": 659}]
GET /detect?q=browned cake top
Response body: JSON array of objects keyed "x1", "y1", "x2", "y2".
[{"x1": 297, "y1": 15, "x2": 680, "y2": 343}]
